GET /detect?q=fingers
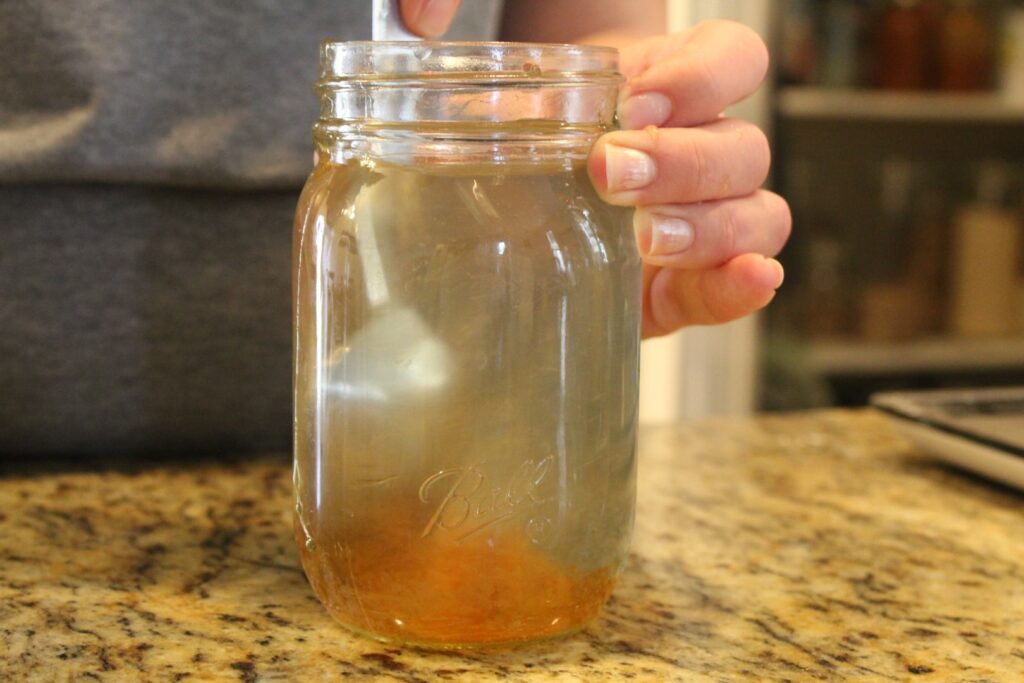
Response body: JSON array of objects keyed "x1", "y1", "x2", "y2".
[
  {"x1": 399, "y1": 0, "x2": 462, "y2": 38},
  {"x1": 606, "y1": 19, "x2": 782, "y2": 338},
  {"x1": 588, "y1": 119, "x2": 770, "y2": 207},
  {"x1": 633, "y1": 191, "x2": 791, "y2": 269},
  {"x1": 618, "y1": 20, "x2": 769, "y2": 129},
  {"x1": 643, "y1": 254, "x2": 784, "y2": 337}
]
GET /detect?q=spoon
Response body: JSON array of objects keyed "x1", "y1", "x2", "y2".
[{"x1": 372, "y1": 0, "x2": 420, "y2": 41}]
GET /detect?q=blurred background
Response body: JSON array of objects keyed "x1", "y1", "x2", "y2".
[{"x1": 641, "y1": 0, "x2": 1024, "y2": 422}]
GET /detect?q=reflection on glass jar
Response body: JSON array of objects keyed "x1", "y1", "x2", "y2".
[{"x1": 292, "y1": 41, "x2": 641, "y2": 648}]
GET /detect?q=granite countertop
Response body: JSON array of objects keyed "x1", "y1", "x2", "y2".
[{"x1": 2, "y1": 410, "x2": 1024, "y2": 681}]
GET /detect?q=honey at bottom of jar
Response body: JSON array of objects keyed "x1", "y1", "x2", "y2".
[{"x1": 296, "y1": 510, "x2": 616, "y2": 647}]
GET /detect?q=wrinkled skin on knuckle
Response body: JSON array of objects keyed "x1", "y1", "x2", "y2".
[
  {"x1": 746, "y1": 125, "x2": 772, "y2": 187},
  {"x1": 767, "y1": 192, "x2": 793, "y2": 254}
]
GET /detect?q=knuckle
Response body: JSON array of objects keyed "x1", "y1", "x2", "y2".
[
  {"x1": 770, "y1": 192, "x2": 793, "y2": 243},
  {"x1": 695, "y1": 53, "x2": 724, "y2": 107},
  {"x1": 696, "y1": 272, "x2": 732, "y2": 325},
  {"x1": 701, "y1": 20, "x2": 769, "y2": 83},
  {"x1": 721, "y1": 120, "x2": 771, "y2": 189},
  {"x1": 746, "y1": 125, "x2": 771, "y2": 184},
  {"x1": 683, "y1": 134, "x2": 712, "y2": 199},
  {"x1": 719, "y1": 202, "x2": 743, "y2": 260},
  {"x1": 738, "y1": 26, "x2": 770, "y2": 82},
  {"x1": 649, "y1": 270, "x2": 686, "y2": 332}
]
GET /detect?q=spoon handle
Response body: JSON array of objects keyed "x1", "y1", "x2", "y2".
[{"x1": 371, "y1": 0, "x2": 420, "y2": 41}]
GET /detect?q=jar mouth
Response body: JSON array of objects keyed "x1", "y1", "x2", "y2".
[
  {"x1": 320, "y1": 40, "x2": 621, "y2": 84},
  {"x1": 315, "y1": 41, "x2": 621, "y2": 164}
]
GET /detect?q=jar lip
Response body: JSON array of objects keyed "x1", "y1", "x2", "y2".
[{"x1": 320, "y1": 40, "x2": 620, "y2": 82}]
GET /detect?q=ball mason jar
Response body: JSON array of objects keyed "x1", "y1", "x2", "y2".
[{"x1": 293, "y1": 41, "x2": 641, "y2": 648}]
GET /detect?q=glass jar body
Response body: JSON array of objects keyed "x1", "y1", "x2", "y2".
[{"x1": 292, "y1": 42, "x2": 641, "y2": 648}]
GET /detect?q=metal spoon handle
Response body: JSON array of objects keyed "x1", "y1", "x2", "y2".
[{"x1": 372, "y1": 0, "x2": 420, "y2": 41}]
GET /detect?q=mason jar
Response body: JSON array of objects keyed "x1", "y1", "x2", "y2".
[{"x1": 292, "y1": 41, "x2": 641, "y2": 648}]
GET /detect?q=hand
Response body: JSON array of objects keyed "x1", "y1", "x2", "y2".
[
  {"x1": 587, "y1": 21, "x2": 791, "y2": 338},
  {"x1": 398, "y1": 9, "x2": 790, "y2": 338},
  {"x1": 400, "y1": 0, "x2": 463, "y2": 38}
]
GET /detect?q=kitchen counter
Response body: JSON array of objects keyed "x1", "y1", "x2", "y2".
[{"x1": 2, "y1": 410, "x2": 1024, "y2": 681}]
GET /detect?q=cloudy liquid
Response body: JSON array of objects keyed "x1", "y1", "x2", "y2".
[{"x1": 292, "y1": 155, "x2": 641, "y2": 647}]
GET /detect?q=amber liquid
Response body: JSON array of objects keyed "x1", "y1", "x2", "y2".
[
  {"x1": 293, "y1": 155, "x2": 640, "y2": 647},
  {"x1": 295, "y1": 513, "x2": 615, "y2": 645}
]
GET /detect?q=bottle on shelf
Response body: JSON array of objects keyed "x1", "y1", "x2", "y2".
[
  {"x1": 779, "y1": 0, "x2": 820, "y2": 86},
  {"x1": 874, "y1": 0, "x2": 930, "y2": 90},
  {"x1": 859, "y1": 158, "x2": 920, "y2": 341},
  {"x1": 1001, "y1": 2, "x2": 1024, "y2": 102},
  {"x1": 905, "y1": 184, "x2": 949, "y2": 336},
  {"x1": 820, "y1": 0, "x2": 867, "y2": 88},
  {"x1": 939, "y1": 0, "x2": 995, "y2": 91},
  {"x1": 950, "y1": 161, "x2": 1022, "y2": 337},
  {"x1": 807, "y1": 238, "x2": 849, "y2": 337},
  {"x1": 789, "y1": 158, "x2": 851, "y2": 338}
]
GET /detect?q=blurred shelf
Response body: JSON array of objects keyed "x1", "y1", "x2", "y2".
[
  {"x1": 778, "y1": 88, "x2": 1024, "y2": 123},
  {"x1": 808, "y1": 336, "x2": 1024, "y2": 376}
]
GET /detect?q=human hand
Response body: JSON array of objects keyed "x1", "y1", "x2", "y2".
[
  {"x1": 587, "y1": 21, "x2": 791, "y2": 338},
  {"x1": 399, "y1": 0, "x2": 463, "y2": 38},
  {"x1": 398, "y1": 9, "x2": 789, "y2": 338}
]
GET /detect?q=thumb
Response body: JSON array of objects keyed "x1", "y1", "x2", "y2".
[{"x1": 399, "y1": 0, "x2": 462, "y2": 38}]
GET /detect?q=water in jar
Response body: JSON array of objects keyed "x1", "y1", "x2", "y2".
[{"x1": 293, "y1": 153, "x2": 641, "y2": 647}]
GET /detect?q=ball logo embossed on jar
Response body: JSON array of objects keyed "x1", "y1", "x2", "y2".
[{"x1": 417, "y1": 456, "x2": 555, "y2": 541}]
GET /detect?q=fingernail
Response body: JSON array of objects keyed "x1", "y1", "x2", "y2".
[
  {"x1": 409, "y1": 0, "x2": 459, "y2": 38},
  {"x1": 618, "y1": 92, "x2": 673, "y2": 130},
  {"x1": 651, "y1": 215, "x2": 695, "y2": 255},
  {"x1": 605, "y1": 144, "x2": 656, "y2": 193},
  {"x1": 636, "y1": 213, "x2": 694, "y2": 256}
]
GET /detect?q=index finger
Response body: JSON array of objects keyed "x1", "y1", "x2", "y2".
[
  {"x1": 400, "y1": 0, "x2": 462, "y2": 38},
  {"x1": 618, "y1": 20, "x2": 769, "y2": 129}
]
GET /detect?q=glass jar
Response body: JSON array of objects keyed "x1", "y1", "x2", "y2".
[{"x1": 292, "y1": 41, "x2": 641, "y2": 648}]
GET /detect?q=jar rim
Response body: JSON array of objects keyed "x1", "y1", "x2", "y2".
[{"x1": 320, "y1": 40, "x2": 620, "y2": 82}]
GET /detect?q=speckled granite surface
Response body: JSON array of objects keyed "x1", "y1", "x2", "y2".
[{"x1": 2, "y1": 410, "x2": 1024, "y2": 681}]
